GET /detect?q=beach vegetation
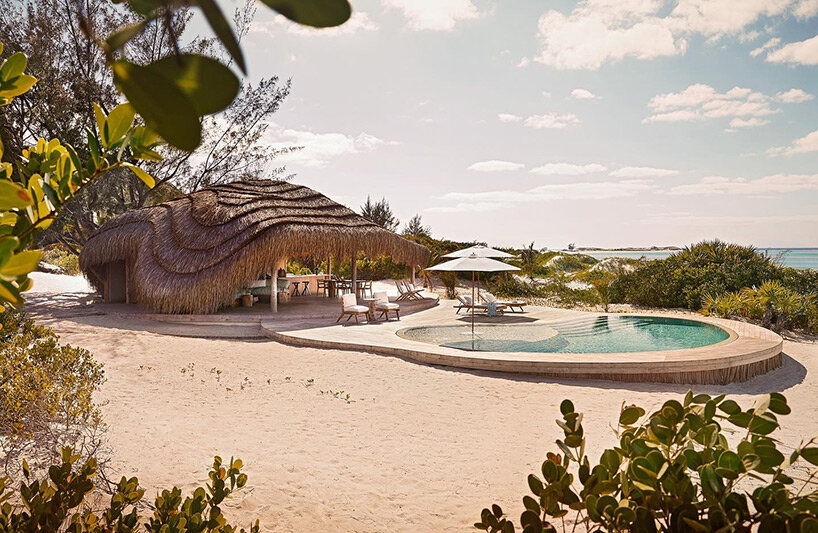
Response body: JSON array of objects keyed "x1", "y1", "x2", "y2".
[
  {"x1": 701, "y1": 281, "x2": 817, "y2": 334},
  {"x1": 476, "y1": 392, "x2": 818, "y2": 532},
  {"x1": 0, "y1": 310, "x2": 104, "y2": 476},
  {"x1": 610, "y1": 241, "x2": 780, "y2": 310},
  {"x1": 39, "y1": 244, "x2": 81, "y2": 275},
  {"x1": 0, "y1": 449, "x2": 258, "y2": 531}
]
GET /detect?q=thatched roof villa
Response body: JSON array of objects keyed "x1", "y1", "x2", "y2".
[{"x1": 79, "y1": 179, "x2": 429, "y2": 314}]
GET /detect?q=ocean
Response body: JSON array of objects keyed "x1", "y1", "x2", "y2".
[{"x1": 583, "y1": 248, "x2": 818, "y2": 270}]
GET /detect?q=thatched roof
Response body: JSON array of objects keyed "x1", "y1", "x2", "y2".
[{"x1": 79, "y1": 179, "x2": 429, "y2": 314}]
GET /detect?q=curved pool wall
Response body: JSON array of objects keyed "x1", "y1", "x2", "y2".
[
  {"x1": 262, "y1": 305, "x2": 784, "y2": 385},
  {"x1": 398, "y1": 316, "x2": 732, "y2": 354}
]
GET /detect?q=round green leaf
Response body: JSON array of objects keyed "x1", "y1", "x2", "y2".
[
  {"x1": 112, "y1": 60, "x2": 201, "y2": 151},
  {"x1": 150, "y1": 54, "x2": 239, "y2": 116},
  {"x1": 260, "y1": 0, "x2": 351, "y2": 28}
]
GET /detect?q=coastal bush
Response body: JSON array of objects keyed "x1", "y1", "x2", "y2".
[
  {"x1": 610, "y1": 241, "x2": 780, "y2": 310},
  {"x1": 0, "y1": 448, "x2": 259, "y2": 531},
  {"x1": 702, "y1": 281, "x2": 817, "y2": 334},
  {"x1": 0, "y1": 310, "x2": 104, "y2": 475},
  {"x1": 40, "y1": 244, "x2": 80, "y2": 275},
  {"x1": 476, "y1": 392, "x2": 818, "y2": 532}
]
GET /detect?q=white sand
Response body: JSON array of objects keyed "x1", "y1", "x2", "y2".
[
  {"x1": 29, "y1": 272, "x2": 92, "y2": 293},
  {"x1": 30, "y1": 276, "x2": 818, "y2": 532}
]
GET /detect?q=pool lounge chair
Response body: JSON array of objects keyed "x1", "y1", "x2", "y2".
[
  {"x1": 480, "y1": 292, "x2": 527, "y2": 313},
  {"x1": 374, "y1": 291, "x2": 400, "y2": 320},
  {"x1": 455, "y1": 295, "x2": 506, "y2": 315},
  {"x1": 396, "y1": 280, "x2": 423, "y2": 301},
  {"x1": 336, "y1": 293, "x2": 370, "y2": 323}
]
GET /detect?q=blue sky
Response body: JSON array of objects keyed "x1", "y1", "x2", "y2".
[{"x1": 231, "y1": 0, "x2": 817, "y2": 248}]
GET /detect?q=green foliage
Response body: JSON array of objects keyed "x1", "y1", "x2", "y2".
[
  {"x1": 0, "y1": 310, "x2": 104, "y2": 473},
  {"x1": 99, "y1": 0, "x2": 350, "y2": 150},
  {"x1": 476, "y1": 392, "x2": 818, "y2": 532},
  {"x1": 0, "y1": 46, "x2": 158, "y2": 308},
  {"x1": 441, "y1": 272, "x2": 457, "y2": 299},
  {"x1": 0, "y1": 448, "x2": 259, "y2": 531},
  {"x1": 702, "y1": 281, "x2": 817, "y2": 334},
  {"x1": 40, "y1": 245, "x2": 81, "y2": 275},
  {"x1": 610, "y1": 240, "x2": 781, "y2": 310},
  {"x1": 402, "y1": 214, "x2": 431, "y2": 238},
  {"x1": 360, "y1": 196, "x2": 399, "y2": 232}
]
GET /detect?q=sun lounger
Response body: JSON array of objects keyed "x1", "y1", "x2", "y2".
[
  {"x1": 336, "y1": 293, "x2": 370, "y2": 323},
  {"x1": 481, "y1": 292, "x2": 527, "y2": 313},
  {"x1": 396, "y1": 280, "x2": 423, "y2": 301},
  {"x1": 373, "y1": 291, "x2": 400, "y2": 320},
  {"x1": 455, "y1": 295, "x2": 506, "y2": 314}
]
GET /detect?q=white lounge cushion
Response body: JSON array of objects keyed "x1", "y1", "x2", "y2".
[
  {"x1": 344, "y1": 304, "x2": 369, "y2": 313},
  {"x1": 376, "y1": 302, "x2": 400, "y2": 310}
]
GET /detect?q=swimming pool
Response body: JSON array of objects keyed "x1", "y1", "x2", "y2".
[{"x1": 397, "y1": 315, "x2": 732, "y2": 353}]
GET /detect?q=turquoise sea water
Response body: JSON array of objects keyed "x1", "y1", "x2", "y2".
[
  {"x1": 401, "y1": 316, "x2": 730, "y2": 354},
  {"x1": 584, "y1": 248, "x2": 818, "y2": 270}
]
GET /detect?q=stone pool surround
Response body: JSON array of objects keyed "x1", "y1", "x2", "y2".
[{"x1": 262, "y1": 301, "x2": 782, "y2": 385}]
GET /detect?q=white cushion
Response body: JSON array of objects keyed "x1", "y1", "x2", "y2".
[
  {"x1": 345, "y1": 305, "x2": 369, "y2": 313},
  {"x1": 376, "y1": 302, "x2": 400, "y2": 310},
  {"x1": 482, "y1": 292, "x2": 498, "y2": 303},
  {"x1": 373, "y1": 291, "x2": 389, "y2": 304},
  {"x1": 342, "y1": 293, "x2": 358, "y2": 307}
]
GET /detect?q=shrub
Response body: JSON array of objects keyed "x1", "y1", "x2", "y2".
[
  {"x1": 40, "y1": 244, "x2": 80, "y2": 275},
  {"x1": 441, "y1": 272, "x2": 457, "y2": 299},
  {"x1": 701, "y1": 281, "x2": 816, "y2": 334},
  {"x1": 610, "y1": 241, "x2": 780, "y2": 310},
  {"x1": 0, "y1": 448, "x2": 258, "y2": 531},
  {"x1": 0, "y1": 310, "x2": 104, "y2": 475},
  {"x1": 476, "y1": 392, "x2": 818, "y2": 532}
]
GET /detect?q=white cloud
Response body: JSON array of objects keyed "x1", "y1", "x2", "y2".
[
  {"x1": 530, "y1": 163, "x2": 607, "y2": 175},
  {"x1": 252, "y1": 12, "x2": 378, "y2": 37},
  {"x1": 610, "y1": 166, "x2": 679, "y2": 178},
  {"x1": 776, "y1": 88, "x2": 815, "y2": 103},
  {"x1": 267, "y1": 126, "x2": 392, "y2": 167},
  {"x1": 668, "y1": 174, "x2": 818, "y2": 196},
  {"x1": 531, "y1": 0, "x2": 798, "y2": 70},
  {"x1": 765, "y1": 34, "x2": 818, "y2": 65},
  {"x1": 728, "y1": 117, "x2": 771, "y2": 128},
  {"x1": 768, "y1": 129, "x2": 818, "y2": 156},
  {"x1": 643, "y1": 84, "x2": 780, "y2": 125},
  {"x1": 381, "y1": 0, "x2": 481, "y2": 31},
  {"x1": 570, "y1": 88, "x2": 598, "y2": 100},
  {"x1": 533, "y1": 6, "x2": 684, "y2": 70},
  {"x1": 467, "y1": 160, "x2": 525, "y2": 172},
  {"x1": 430, "y1": 179, "x2": 657, "y2": 212},
  {"x1": 542, "y1": 91, "x2": 552, "y2": 99},
  {"x1": 793, "y1": 0, "x2": 818, "y2": 18},
  {"x1": 498, "y1": 113, "x2": 523, "y2": 123},
  {"x1": 524, "y1": 113, "x2": 581, "y2": 129},
  {"x1": 750, "y1": 37, "x2": 780, "y2": 57}
]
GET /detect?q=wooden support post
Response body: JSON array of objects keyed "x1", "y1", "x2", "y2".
[
  {"x1": 411, "y1": 264, "x2": 416, "y2": 286},
  {"x1": 351, "y1": 250, "x2": 357, "y2": 300}
]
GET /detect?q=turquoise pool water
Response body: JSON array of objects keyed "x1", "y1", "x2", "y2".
[{"x1": 399, "y1": 316, "x2": 731, "y2": 353}]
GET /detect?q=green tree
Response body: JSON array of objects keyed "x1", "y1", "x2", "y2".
[
  {"x1": 361, "y1": 196, "x2": 399, "y2": 232},
  {"x1": 403, "y1": 214, "x2": 431, "y2": 238}
]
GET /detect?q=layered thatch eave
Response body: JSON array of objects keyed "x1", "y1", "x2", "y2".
[{"x1": 79, "y1": 179, "x2": 429, "y2": 314}]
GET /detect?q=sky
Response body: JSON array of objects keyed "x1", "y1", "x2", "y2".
[{"x1": 225, "y1": 0, "x2": 817, "y2": 249}]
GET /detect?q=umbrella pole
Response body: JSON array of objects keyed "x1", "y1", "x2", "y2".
[{"x1": 471, "y1": 271, "x2": 475, "y2": 347}]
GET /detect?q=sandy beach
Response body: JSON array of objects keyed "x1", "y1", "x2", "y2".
[{"x1": 32, "y1": 287, "x2": 818, "y2": 532}]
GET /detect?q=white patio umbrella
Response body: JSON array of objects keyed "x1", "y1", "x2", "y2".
[
  {"x1": 443, "y1": 245, "x2": 516, "y2": 301},
  {"x1": 426, "y1": 253, "x2": 520, "y2": 342},
  {"x1": 442, "y1": 244, "x2": 515, "y2": 258}
]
